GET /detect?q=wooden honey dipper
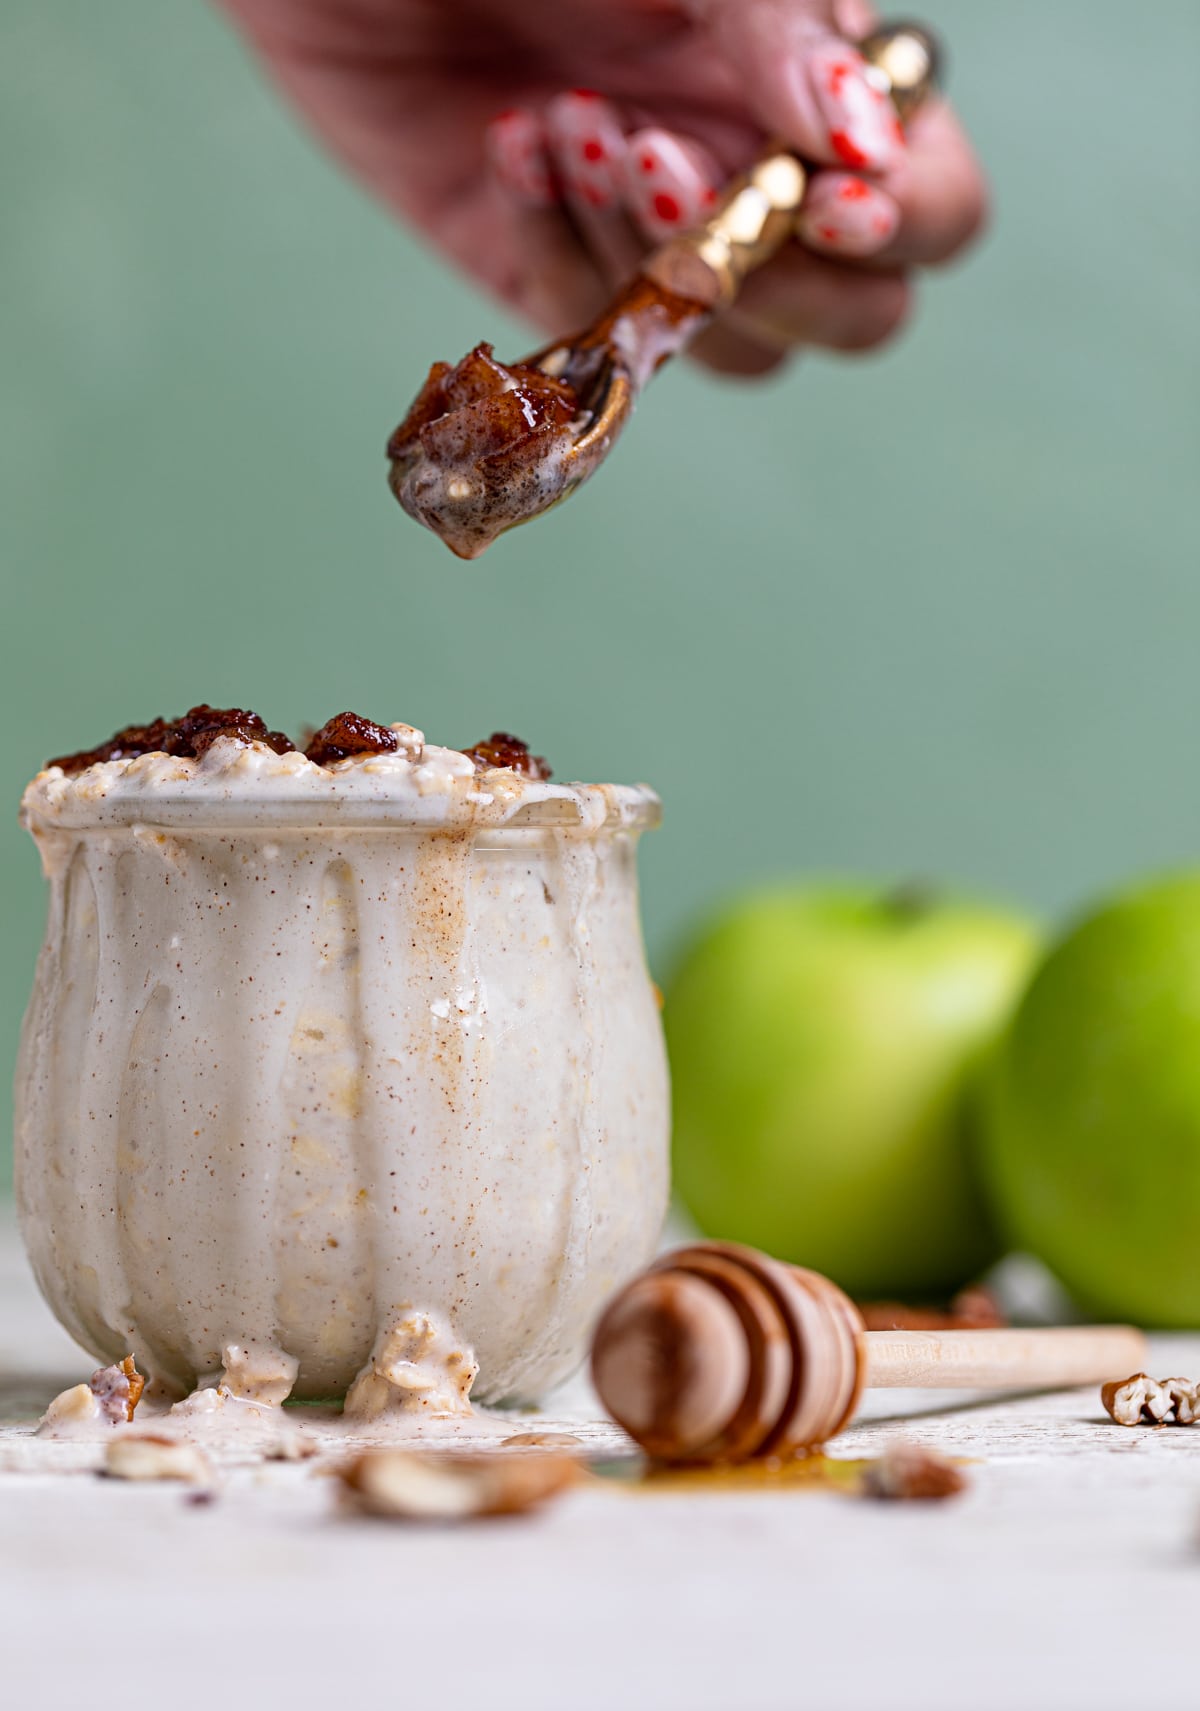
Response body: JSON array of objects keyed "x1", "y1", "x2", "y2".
[{"x1": 590, "y1": 1243, "x2": 1148, "y2": 1462}]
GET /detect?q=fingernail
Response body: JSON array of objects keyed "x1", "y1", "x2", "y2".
[
  {"x1": 622, "y1": 128, "x2": 720, "y2": 240},
  {"x1": 485, "y1": 109, "x2": 558, "y2": 205},
  {"x1": 546, "y1": 90, "x2": 627, "y2": 209},
  {"x1": 796, "y1": 173, "x2": 900, "y2": 256},
  {"x1": 807, "y1": 43, "x2": 904, "y2": 172}
]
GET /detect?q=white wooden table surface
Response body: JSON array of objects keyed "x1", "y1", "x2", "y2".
[{"x1": 3, "y1": 1206, "x2": 1198, "y2": 1711}]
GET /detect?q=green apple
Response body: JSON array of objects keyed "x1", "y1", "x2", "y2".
[
  {"x1": 665, "y1": 882, "x2": 1041, "y2": 1298},
  {"x1": 981, "y1": 872, "x2": 1200, "y2": 1326}
]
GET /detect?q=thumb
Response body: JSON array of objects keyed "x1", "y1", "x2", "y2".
[{"x1": 690, "y1": 0, "x2": 904, "y2": 174}]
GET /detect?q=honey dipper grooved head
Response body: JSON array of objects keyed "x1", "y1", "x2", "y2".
[
  {"x1": 589, "y1": 1271, "x2": 750, "y2": 1461},
  {"x1": 591, "y1": 1243, "x2": 867, "y2": 1463}
]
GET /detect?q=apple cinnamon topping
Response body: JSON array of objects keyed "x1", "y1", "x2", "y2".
[
  {"x1": 47, "y1": 706, "x2": 296, "y2": 773},
  {"x1": 463, "y1": 733, "x2": 551, "y2": 780},
  {"x1": 303, "y1": 712, "x2": 398, "y2": 767},
  {"x1": 45, "y1": 710, "x2": 553, "y2": 781},
  {"x1": 387, "y1": 343, "x2": 581, "y2": 560}
]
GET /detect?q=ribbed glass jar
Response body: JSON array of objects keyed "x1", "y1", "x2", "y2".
[{"x1": 16, "y1": 763, "x2": 668, "y2": 1405}]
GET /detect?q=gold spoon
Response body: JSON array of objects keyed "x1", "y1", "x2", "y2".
[{"x1": 387, "y1": 23, "x2": 941, "y2": 559}]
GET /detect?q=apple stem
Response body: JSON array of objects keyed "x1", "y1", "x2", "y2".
[{"x1": 881, "y1": 880, "x2": 939, "y2": 921}]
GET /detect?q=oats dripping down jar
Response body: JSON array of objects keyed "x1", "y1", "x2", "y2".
[{"x1": 15, "y1": 725, "x2": 669, "y2": 1411}]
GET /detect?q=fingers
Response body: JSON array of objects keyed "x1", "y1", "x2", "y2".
[
  {"x1": 544, "y1": 92, "x2": 645, "y2": 289},
  {"x1": 806, "y1": 38, "x2": 904, "y2": 171},
  {"x1": 483, "y1": 110, "x2": 610, "y2": 331},
  {"x1": 486, "y1": 102, "x2": 730, "y2": 313},
  {"x1": 696, "y1": 0, "x2": 902, "y2": 172},
  {"x1": 689, "y1": 1, "x2": 985, "y2": 270},
  {"x1": 483, "y1": 93, "x2": 919, "y2": 362},
  {"x1": 726, "y1": 248, "x2": 913, "y2": 353},
  {"x1": 688, "y1": 321, "x2": 792, "y2": 378},
  {"x1": 795, "y1": 172, "x2": 900, "y2": 259},
  {"x1": 485, "y1": 108, "x2": 558, "y2": 207},
  {"x1": 544, "y1": 91, "x2": 626, "y2": 211},
  {"x1": 620, "y1": 128, "x2": 721, "y2": 242},
  {"x1": 872, "y1": 101, "x2": 989, "y2": 266},
  {"x1": 795, "y1": 102, "x2": 987, "y2": 267},
  {"x1": 487, "y1": 195, "x2": 610, "y2": 335},
  {"x1": 833, "y1": 0, "x2": 878, "y2": 36}
]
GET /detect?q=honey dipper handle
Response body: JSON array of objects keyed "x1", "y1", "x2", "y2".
[{"x1": 864, "y1": 1325, "x2": 1148, "y2": 1391}]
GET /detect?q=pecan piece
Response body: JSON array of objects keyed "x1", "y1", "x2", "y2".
[
  {"x1": 1101, "y1": 1373, "x2": 1200, "y2": 1427},
  {"x1": 105, "y1": 1436, "x2": 214, "y2": 1484},
  {"x1": 88, "y1": 1353, "x2": 145, "y2": 1424},
  {"x1": 338, "y1": 1449, "x2": 578, "y2": 1520},
  {"x1": 861, "y1": 1440, "x2": 967, "y2": 1502}
]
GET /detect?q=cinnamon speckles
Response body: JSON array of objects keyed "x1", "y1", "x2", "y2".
[
  {"x1": 304, "y1": 712, "x2": 398, "y2": 768},
  {"x1": 463, "y1": 733, "x2": 552, "y2": 780}
]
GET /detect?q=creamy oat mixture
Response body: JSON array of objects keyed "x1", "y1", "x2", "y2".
[{"x1": 17, "y1": 726, "x2": 668, "y2": 1415}]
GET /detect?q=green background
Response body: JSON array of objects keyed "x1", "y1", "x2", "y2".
[{"x1": 2, "y1": 1, "x2": 1196, "y2": 1183}]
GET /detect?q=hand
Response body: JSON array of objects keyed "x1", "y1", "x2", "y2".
[{"x1": 219, "y1": 0, "x2": 986, "y2": 376}]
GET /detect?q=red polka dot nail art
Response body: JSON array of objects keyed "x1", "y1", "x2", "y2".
[
  {"x1": 546, "y1": 91, "x2": 627, "y2": 210},
  {"x1": 795, "y1": 171, "x2": 901, "y2": 257},
  {"x1": 485, "y1": 108, "x2": 557, "y2": 206},
  {"x1": 807, "y1": 44, "x2": 905, "y2": 175},
  {"x1": 621, "y1": 127, "x2": 722, "y2": 241}
]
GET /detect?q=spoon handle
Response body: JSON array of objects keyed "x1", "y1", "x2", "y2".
[{"x1": 643, "y1": 22, "x2": 941, "y2": 310}]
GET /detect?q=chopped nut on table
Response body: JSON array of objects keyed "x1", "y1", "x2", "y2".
[
  {"x1": 104, "y1": 1436, "x2": 214, "y2": 1484},
  {"x1": 499, "y1": 1432, "x2": 585, "y2": 1450},
  {"x1": 861, "y1": 1441, "x2": 968, "y2": 1502},
  {"x1": 857, "y1": 1285, "x2": 1006, "y2": 1333},
  {"x1": 1101, "y1": 1373, "x2": 1200, "y2": 1427},
  {"x1": 90, "y1": 1355, "x2": 145, "y2": 1423},
  {"x1": 36, "y1": 1383, "x2": 102, "y2": 1431},
  {"x1": 337, "y1": 1449, "x2": 579, "y2": 1521},
  {"x1": 38, "y1": 1354, "x2": 145, "y2": 1432}
]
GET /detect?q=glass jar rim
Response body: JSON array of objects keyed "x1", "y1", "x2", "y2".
[{"x1": 21, "y1": 776, "x2": 662, "y2": 837}]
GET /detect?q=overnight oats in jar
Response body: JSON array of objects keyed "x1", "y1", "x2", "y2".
[{"x1": 15, "y1": 707, "x2": 668, "y2": 1416}]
